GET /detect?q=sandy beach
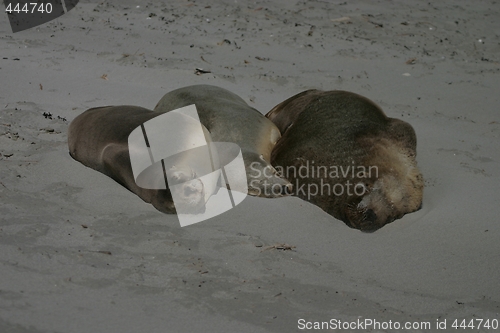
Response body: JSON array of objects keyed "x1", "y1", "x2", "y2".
[{"x1": 1, "y1": 1, "x2": 499, "y2": 332}]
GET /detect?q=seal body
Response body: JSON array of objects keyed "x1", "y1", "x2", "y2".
[
  {"x1": 266, "y1": 90, "x2": 423, "y2": 231},
  {"x1": 68, "y1": 105, "x2": 211, "y2": 214},
  {"x1": 154, "y1": 84, "x2": 292, "y2": 197}
]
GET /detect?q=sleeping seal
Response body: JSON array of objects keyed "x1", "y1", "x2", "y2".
[
  {"x1": 154, "y1": 84, "x2": 292, "y2": 197},
  {"x1": 68, "y1": 105, "x2": 215, "y2": 214},
  {"x1": 266, "y1": 90, "x2": 424, "y2": 232}
]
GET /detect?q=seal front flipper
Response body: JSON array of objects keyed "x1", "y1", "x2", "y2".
[{"x1": 100, "y1": 142, "x2": 177, "y2": 214}]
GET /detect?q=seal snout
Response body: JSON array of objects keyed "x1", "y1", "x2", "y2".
[
  {"x1": 351, "y1": 209, "x2": 390, "y2": 232},
  {"x1": 365, "y1": 209, "x2": 377, "y2": 222},
  {"x1": 349, "y1": 208, "x2": 382, "y2": 232}
]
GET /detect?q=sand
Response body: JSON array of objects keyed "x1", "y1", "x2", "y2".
[{"x1": 1, "y1": 0, "x2": 499, "y2": 332}]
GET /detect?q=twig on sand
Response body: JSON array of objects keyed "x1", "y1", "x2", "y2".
[
  {"x1": 89, "y1": 250, "x2": 112, "y2": 255},
  {"x1": 261, "y1": 243, "x2": 296, "y2": 252},
  {"x1": 194, "y1": 68, "x2": 211, "y2": 75}
]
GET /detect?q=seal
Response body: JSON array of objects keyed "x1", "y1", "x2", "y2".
[
  {"x1": 154, "y1": 84, "x2": 292, "y2": 197},
  {"x1": 68, "y1": 105, "x2": 214, "y2": 214},
  {"x1": 266, "y1": 90, "x2": 424, "y2": 231}
]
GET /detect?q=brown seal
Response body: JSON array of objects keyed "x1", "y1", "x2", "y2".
[
  {"x1": 68, "y1": 105, "x2": 213, "y2": 214},
  {"x1": 154, "y1": 84, "x2": 292, "y2": 197},
  {"x1": 266, "y1": 90, "x2": 424, "y2": 232}
]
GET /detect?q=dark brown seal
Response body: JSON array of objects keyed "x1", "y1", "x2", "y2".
[{"x1": 266, "y1": 90, "x2": 424, "y2": 232}]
